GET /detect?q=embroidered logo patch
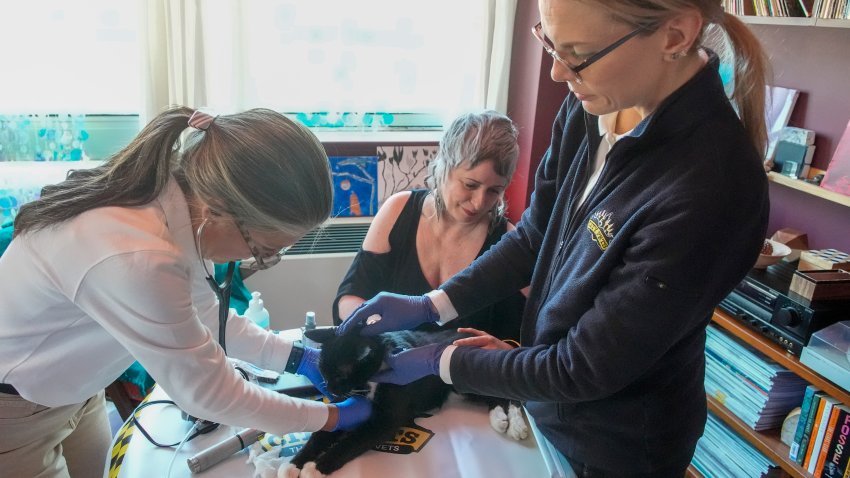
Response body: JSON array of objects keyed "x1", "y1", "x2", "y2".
[{"x1": 587, "y1": 209, "x2": 615, "y2": 251}]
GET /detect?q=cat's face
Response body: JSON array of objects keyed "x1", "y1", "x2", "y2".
[{"x1": 305, "y1": 328, "x2": 386, "y2": 398}]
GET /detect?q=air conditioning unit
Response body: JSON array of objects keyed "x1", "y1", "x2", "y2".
[{"x1": 244, "y1": 217, "x2": 370, "y2": 331}]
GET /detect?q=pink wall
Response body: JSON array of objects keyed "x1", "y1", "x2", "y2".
[{"x1": 751, "y1": 24, "x2": 850, "y2": 252}]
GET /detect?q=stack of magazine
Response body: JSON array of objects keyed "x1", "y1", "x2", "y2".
[
  {"x1": 704, "y1": 325, "x2": 808, "y2": 430},
  {"x1": 693, "y1": 414, "x2": 778, "y2": 477}
]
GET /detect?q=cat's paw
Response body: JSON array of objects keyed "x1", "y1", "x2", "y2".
[
  {"x1": 279, "y1": 463, "x2": 300, "y2": 478},
  {"x1": 299, "y1": 462, "x2": 327, "y2": 478},
  {"x1": 506, "y1": 402, "x2": 529, "y2": 440},
  {"x1": 488, "y1": 405, "x2": 509, "y2": 434}
]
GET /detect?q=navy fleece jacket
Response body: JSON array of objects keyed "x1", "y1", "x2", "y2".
[{"x1": 440, "y1": 54, "x2": 769, "y2": 473}]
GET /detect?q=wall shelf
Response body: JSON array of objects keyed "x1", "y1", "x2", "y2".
[
  {"x1": 737, "y1": 15, "x2": 850, "y2": 28},
  {"x1": 707, "y1": 395, "x2": 812, "y2": 477},
  {"x1": 710, "y1": 309, "x2": 850, "y2": 477},
  {"x1": 767, "y1": 172, "x2": 850, "y2": 209}
]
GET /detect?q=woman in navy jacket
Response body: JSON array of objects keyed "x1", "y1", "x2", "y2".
[{"x1": 338, "y1": 0, "x2": 771, "y2": 475}]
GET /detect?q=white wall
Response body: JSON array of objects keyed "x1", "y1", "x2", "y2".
[{"x1": 244, "y1": 253, "x2": 355, "y2": 331}]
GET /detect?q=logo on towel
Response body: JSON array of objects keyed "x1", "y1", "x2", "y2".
[
  {"x1": 262, "y1": 431, "x2": 312, "y2": 458},
  {"x1": 587, "y1": 209, "x2": 615, "y2": 251},
  {"x1": 374, "y1": 422, "x2": 434, "y2": 454}
]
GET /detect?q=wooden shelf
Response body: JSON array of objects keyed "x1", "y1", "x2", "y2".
[
  {"x1": 708, "y1": 395, "x2": 812, "y2": 477},
  {"x1": 767, "y1": 172, "x2": 850, "y2": 209},
  {"x1": 737, "y1": 15, "x2": 850, "y2": 27},
  {"x1": 712, "y1": 310, "x2": 850, "y2": 406}
]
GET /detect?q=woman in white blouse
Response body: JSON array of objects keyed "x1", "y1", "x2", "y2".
[{"x1": 0, "y1": 107, "x2": 371, "y2": 477}]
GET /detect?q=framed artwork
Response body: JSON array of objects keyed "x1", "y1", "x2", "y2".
[
  {"x1": 329, "y1": 156, "x2": 378, "y2": 217},
  {"x1": 376, "y1": 146, "x2": 437, "y2": 205}
]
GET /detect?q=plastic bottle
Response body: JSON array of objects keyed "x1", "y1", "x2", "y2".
[
  {"x1": 245, "y1": 291, "x2": 270, "y2": 330},
  {"x1": 302, "y1": 311, "x2": 317, "y2": 347}
]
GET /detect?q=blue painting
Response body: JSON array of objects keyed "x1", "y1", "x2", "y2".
[{"x1": 329, "y1": 156, "x2": 378, "y2": 217}]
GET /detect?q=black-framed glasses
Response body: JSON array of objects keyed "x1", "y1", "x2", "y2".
[
  {"x1": 532, "y1": 21, "x2": 646, "y2": 85},
  {"x1": 233, "y1": 219, "x2": 292, "y2": 271}
]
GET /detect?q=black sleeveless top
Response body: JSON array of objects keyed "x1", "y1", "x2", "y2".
[{"x1": 333, "y1": 189, "x2": 524, "y2": 341}]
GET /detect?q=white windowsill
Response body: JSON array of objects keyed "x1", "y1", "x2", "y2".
[{"x1": 314, "y1": 129, "x2": 442, "y2": 143}]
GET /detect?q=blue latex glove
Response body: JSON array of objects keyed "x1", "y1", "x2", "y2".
[
  {"x1": 370, "y1": 343, "x2": 449, "y2": 385},
  {"x1": 296, "y1": 346, "x2": 331, "y2": 397},
  {"x1": 332, "y1": 395, "x2": 373, "y2": 431},
  {"x1": 336, "y1": 292, "x2": 439, "y2": 337}
]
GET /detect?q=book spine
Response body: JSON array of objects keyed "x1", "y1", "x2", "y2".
[
  {"x1": 803, "y1": 397, "x2": 831, "y2": 473},
  {"x1": 824, "y1": 407, "x2": 850, "y2": 478},
  {"x1": 816, "y1": 406, "x2": 842, "y2": 476},
  {"x1": 792, "y1": 386, "x2": 820, "y2": 461},
  {"x1": 810, "y1": 399, "x2": 839, "y2": 474},
  {"x1": 803, "y1": 395, "x2": 828, "y2": 466}
]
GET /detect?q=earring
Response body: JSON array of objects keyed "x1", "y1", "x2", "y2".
[{"x1": 670, "y1": 50, "x2": 688, "y2": 61}]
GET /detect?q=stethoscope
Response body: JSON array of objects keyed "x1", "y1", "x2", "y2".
[{"x1": 195, "y1": 218, "x2": 236, "y2": 354}]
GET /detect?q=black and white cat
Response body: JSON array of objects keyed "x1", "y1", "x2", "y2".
[{"x1": 284, "y1": 327, "x2": 528, "y2": 477}]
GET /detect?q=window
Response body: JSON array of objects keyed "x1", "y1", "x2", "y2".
[
  {"x1": 203, "y1": 0, "x2": 495, "y2": 129},
  {"x1": 0, "y1": 1, "x2": 142, "y2": 114},
  {"x1": 0, "y1": 1, "x2": 510, "y2": 161}
]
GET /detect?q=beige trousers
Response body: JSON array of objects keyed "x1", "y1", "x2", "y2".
[{"x1": 0, "y1": 390, "x2": 111, "y2": 478}]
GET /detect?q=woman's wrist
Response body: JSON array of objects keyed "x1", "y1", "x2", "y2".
[{"x1": 321, "y1": 404, "x2": 339, "y2": 431}]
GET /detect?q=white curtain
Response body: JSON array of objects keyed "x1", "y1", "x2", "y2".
[
  {"x1": 140, "y1": 1, "x2": 517, "y2": 122},
  {"x1": 482, "y1": 0, "x2": 518, "y2": 114},
  {"x1": 142, "y1": 0, "x2": 208, "y2": 123}
]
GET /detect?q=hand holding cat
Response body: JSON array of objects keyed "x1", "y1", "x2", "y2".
[
  {"x1": 332, "y1": 395, "x2": 373, "y2": 431},
  {"x1": 296, "y1": 346, "x2": 331, "y2": 397},
  {"x1": 336, "y1": 292, "x2": 439, "y2": 337},
  {"x1": 369, "y1": 343, "x2": 449, "y2": 385}
]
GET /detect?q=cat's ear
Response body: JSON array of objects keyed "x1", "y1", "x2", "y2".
[{"x1": 304, "y1": 327, "x2": 337, "y2": 343}]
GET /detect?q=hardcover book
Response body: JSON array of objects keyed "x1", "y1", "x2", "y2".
[
  {"x1": 791, "y1": 385, "x2": 820, "y2": 461},
  {"x1": 815, "y1": 405, "x2": 842, "y2": 476},
  {"x1": 822, "y1": 405, "x2": 850, "y2": 478},
  {"x1": 798, "y1": 392, "x2": 827, "y2": 466},
  {"x1": 807, "y1": 396, "x2": 838, "y2": 471}
]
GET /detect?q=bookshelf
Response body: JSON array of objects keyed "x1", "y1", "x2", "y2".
[
  {"x1": 709, "y1": 309, "x2": 850, "y2": 477},
  {"x1": 737, "y1": 15, "x2": 850, "y2": 27}
]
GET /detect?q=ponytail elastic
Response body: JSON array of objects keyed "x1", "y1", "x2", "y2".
[{"x1": 188, "y1": 109, "x2": 218, "y2": 131}]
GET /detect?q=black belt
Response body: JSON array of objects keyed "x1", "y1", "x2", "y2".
[{"x1": 0, "y1": 383, "x2": 19, "y2": 395}]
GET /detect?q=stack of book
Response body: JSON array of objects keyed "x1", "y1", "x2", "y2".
[
  {"x1": 704, "y1": 326, "x2": 809, "y2": 430},
  {"x1": 692, "y1": 414, "x2": 779, "y2": 477},
  {"x1": 789, "y1": 386, "x2": 850, "y2": 477}
]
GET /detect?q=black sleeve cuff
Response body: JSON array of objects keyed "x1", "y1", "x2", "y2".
[{"x1": 284, "y1": 341, "x2": 304, "y2": 374}]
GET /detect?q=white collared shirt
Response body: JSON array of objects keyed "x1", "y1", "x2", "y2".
[
  {"x1": 0, "y1": 178, "x2": 328, "y2": 433},
  {"x1": 576, "y1": 113, "x2": 631, "y2": 209}
]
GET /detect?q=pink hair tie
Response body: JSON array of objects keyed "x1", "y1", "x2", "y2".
[{"x1": 188, "y1": 109, "x2": 218, "y2": 131}]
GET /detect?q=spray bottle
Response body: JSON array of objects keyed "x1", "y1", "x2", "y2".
[{"x1": 245, "y1": 291, "x2": 270, "y2": 330}]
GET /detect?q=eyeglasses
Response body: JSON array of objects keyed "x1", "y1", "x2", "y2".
[
  {"x1": 233, "y1": 219, "x2": 292, "y2": 271},
  {"x1": 532, "y1": 21, "x2": 646, "y2": 85}
]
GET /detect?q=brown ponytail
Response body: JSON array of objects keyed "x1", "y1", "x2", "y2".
[{"x1": 719, "y1": 13, "x2": 770, "y2": 157}]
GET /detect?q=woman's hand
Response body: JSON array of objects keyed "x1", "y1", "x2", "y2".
[
  {"x1": 453, "y1": 328, "x2": 514, "y2": 350},
  {"x1": 336, "y1": 292, "x2": 439, "y2": 336}
]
